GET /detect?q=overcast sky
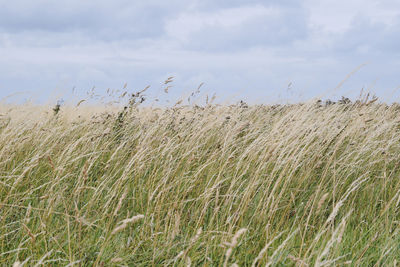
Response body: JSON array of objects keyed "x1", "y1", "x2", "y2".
[{"x1": 1, "y1": 0, "x2": 399, "y2": 104}]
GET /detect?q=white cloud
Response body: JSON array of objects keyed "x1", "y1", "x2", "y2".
[
  {"x1": 305, "y1": 0, "x2": 400, "y2": 33},
  {"x1": 165, "y1": 5, "x2": 281, "y2": 42},
  {"x1": 164, "y1": 4, "x2": 308, "y2": 51}
]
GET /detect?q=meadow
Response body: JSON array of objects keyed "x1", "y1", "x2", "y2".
[{"x1": 1, "y1": 91, "x2": 400, "y2": 266}]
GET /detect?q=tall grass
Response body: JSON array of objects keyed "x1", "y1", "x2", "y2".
[{"x1": 1, "y1": 98, "x2": 400, "y2": 266}]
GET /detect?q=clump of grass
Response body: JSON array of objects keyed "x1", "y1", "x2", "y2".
[{"x1": 0, "y1": 96, "x2": 400, "y2": 266}]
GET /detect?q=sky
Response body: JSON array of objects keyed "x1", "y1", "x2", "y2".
[{"x1": 0, "y1": 0, "x2": 399, "y2": 104}]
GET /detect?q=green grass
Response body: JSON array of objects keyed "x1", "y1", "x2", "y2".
[{"x1": 1, "y1": 100, "x2": 400, "y2": 266}]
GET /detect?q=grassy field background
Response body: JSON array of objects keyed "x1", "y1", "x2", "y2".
[{"x1": 1, "y1": 93, "x2": 400, "y2": 266}]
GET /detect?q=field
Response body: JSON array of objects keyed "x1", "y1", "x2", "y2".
[{"x1": 1, "y1": 95, "x2": 400, "y2": 266}]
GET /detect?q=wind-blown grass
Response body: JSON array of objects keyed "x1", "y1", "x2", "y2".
[{"x1": 1, "y1": 100, "x2": 400, "y2": 266}]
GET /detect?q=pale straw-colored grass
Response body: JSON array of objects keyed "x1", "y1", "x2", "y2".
[{"x1": 1, "y1": 99, "x2": 400, "y2": 265}]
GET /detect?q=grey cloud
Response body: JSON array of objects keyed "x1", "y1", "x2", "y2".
[
  {"x1": 164, "y1": 4, "x2": 308, "y2": 51},
  {"x1": 0, "y1": 1, "x2": 185, "y2": 41},
  {"x1": 332, "y1": 15, "x2": 400, "y2": 58},
  {"x1": 0, "y1": 0, "x2": 308, "y2": 48}
]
